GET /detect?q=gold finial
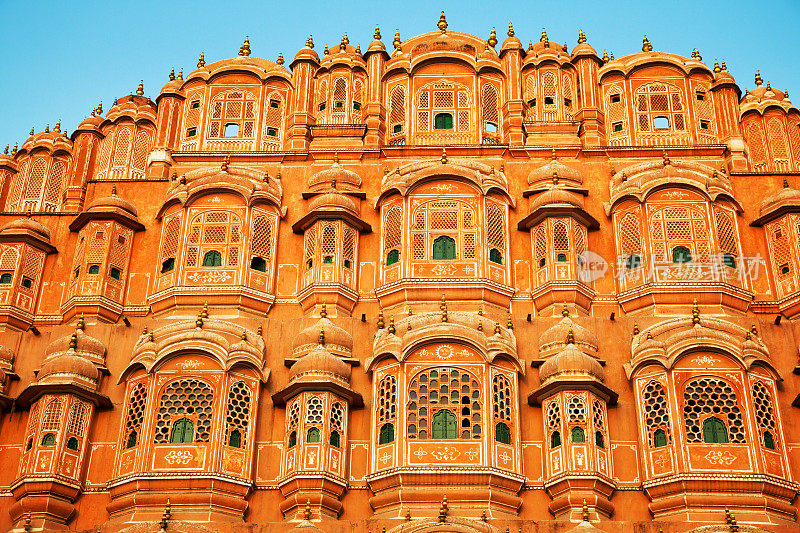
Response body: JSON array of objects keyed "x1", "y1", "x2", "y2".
[
  {"x1": 111, "y1": 186, "x2": 117, "y2": 196},
  {"x1": 374, "y1": 25, "x2": 381, "y2": 40},
  {"x1": 201, "y1": 302, "x2": 209, "y2": 319},
  {"x1": 257, "y1": 324, "x2": 263, "y2": 336},
  {"x1": 540, "y1": 28, "x2": 549, "y2": 46},
  {"x1": 646, "y1": 331, "x2": 653, "y2": 340},
  {"x1": 12, "y1": 142, "x2": 17, "y2": 154},
  {"x1": 334, "y1": 152, "x2": 339, "y2": 164},
  {"x1": 198, "y1": 53, "x2": 205, "y2": 68},
  {"x1": 551, "y1": 170, "x2": 559, "y2": 185},
  {"x1": 241, "y1": 36, "x2": 251, "y2": 56},
  {"x1": 405, "y1": 508, "x2": 412, "y2": 521},
  {"x1": 303, "y1": 499, "x2": 312, "y2": 521},
  {"x1": 45, "y1": 124, "x2": 49, "y2": 133},
  {"x1": 755, "y1": 70, "x2": 763, "y2": 86},
  {"x1": 340, "y1": 33, "x2": 348, "y2": 52},
  {"x1": 69, "y1": 332, "x2": 78, "y2": 351},
  {"x1": 751, "y1": 323, "x2": 758, "y2": 336},
  {"x1": 725, "y1": 507, "x2": 732, "y2": 524},
  {"x1": 323, "y1": 44, "x2": 329, "y2": 55},
  {"x1": 355, "y1": 44, "x2": 361, "y2": 54},
  {"x1": 494, "y1": 322, "x2": 501, "y2": 335},
  {"x1": 609, "y1": 51, "x2": 614, "y2": 60},
  {"x1": 691, "y1": 48, "x2": 698, "y2": 59},
  {"x1": 582, "y1": 499, "x2": 589, "y2": 521},
  {"x1": 745, "y1": 330, "x2": 751, "y2": 341},
  {"x1": 178, "y1": 68, "x2": 183, "y2": 80},
  {"x1": 179, "y1": 174, "x2": 186, "y2": 185},
  {"x1": 477, "y1": 317, "x2": 483, "y2": 332},
  {"x1": 578, "y1": 29, "x2": 586, "y2": 44},
  {"x1": 277, "y1": 53, "x2": 285, "y2": 65},
  {"x1": 320, "y1": 303, "x2": 327, "y2": 318},
  {"x1": 784, "y1": 178, "x2": 789, "y2": 188},
  {"x1": 319, "y1": 328, "x2": 325, "y2": 346},
  {"x1": 148, "y1": 331, "x2": 154, "y2": 342},
  {"x1": 602, "y1": 50, "x2": 609, "y2": 63},
  {"x1": 24, "y1": 512, "x2": 32, "y2": 532},
  {"x1": 221, "y1": 154, "x2": 230, "y2": 172},
  {"x1": 97, "y1": 101, "x2": 103, "y2": 114},
  {"x1": 662, "y1": 151, "x2": 671, "y2": 166},
  {"x1": 142, "y1": 325, "x2": 148, "y2": 335},
  {"x1": 551, "y1": 147, "x2": 557, "y2": 161},
  {"x1": 54, "y1": 120, "x2": 61, "y2": 133},
  {"x1": 508, "y1": 22, "x2": 515, "y2": 37},
  {"x1": 240, "y1": 330, "x2": 247, "y2": 342},
  {"x1": 377, "y1": 309, "x2": 385, "y2": 329},
  {"x1": 633, "y1": 322, "x2": 640, "y2": 335},
  {"x1": 713, "y1": 59, "x2": 721, "y2": 73},
  {"x1": 441, "y1": 147, "x2": 447, "y2": 164},
  {"x1": 567, "y1": 327, "x2": 575, "y2": 345},
  {"x1": 393, "y1": 29, "x2": 401, "y2": 50},
  {"x1": 642, "y1": 35, "x2": 652, "y2": 52},
  {"x1": 766, "y1": 81, "x2": 772, "y2": 91},
  {"x1": 528, "y1": 40, "x2": 534, "y2": 52},
  {"x1": 488, "y1": 27, "x2": 497, "y2": 47},
  {"x1": 136, "y1": 80, "x2": 144, "y2": 96},
  {"x1": 692, "y1": 298, "x2": 700, "y2": 325},
  {"x1": 169, "y1": 67, "x2": 175, "y2": 81},
  {"x1": 507, "y1": 313, "x2": 513, "y2": 330},
  {"x1": 196, "y1": 315, "x2": 203, "y2": 328},
  {"x1": 3, "y1": 145, "x2": 7, "y2": 155},
  {"x1": 438, "y1": 495, "x2": 449, "y2": 523},
  {"x1": 306, "y1": 35, "x2": 314, "y2": 48},
  {"x1": 721, "y1": 59, "x2": 727, "y2": 71},
  {"x1": 25, "y1": 208, "x2": 31, "y2": 218},
  {"x1": 263, "y1": 171, "x2": 270, "y2": 183},
  {"x1": 388, "y1": 317, "x2": 395, "y2": 334},
  {"x1": 438, "y1": 11, "x2": 448, "y2": 33},
  {"x1": 441, "y1": 293, "x2": 448, "y2": 322},
  {"x1": 481, "y1": 510, "x2": 487, "y2": 522},
  {"x1": 561, "y1": 303, "x2": 569, "y2": 317}
]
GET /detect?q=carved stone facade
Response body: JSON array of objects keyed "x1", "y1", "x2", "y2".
[{"x1": 0, "y1": 18, "x2": 800, "y2": 533}]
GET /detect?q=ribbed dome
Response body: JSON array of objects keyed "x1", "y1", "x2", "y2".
[
  {"x1": 501, "y1": 35, "x2": 523, "y2": 53},
  {"x1": 759, "y1": 183, "x2": 800, "y2": 217},
  {"x1": 539, "y1": 343, "x2": 604, "y2": 383},
  {"x1": 307, "y1": 187, "x2": 358, "y2": 215},
  {"x1": 292, "y1": 317, "x2": 353, "y2": 355},
  {"x1": 527, "y1": 157, "x2": 581, "y2": 184},
  {"x1": 44, "y1": 328, "x2": 106, "y2": 361},
  {"x1": 746, "y1": 84, "x2": 788, "y2": 102},
  {"x1": 571, "y1": 41, "x2": 598, "y2": 57},
  {"x1": 308, "y1": 161, "x2": 362, "y2": 189},
  {"x1": 290, "y1": 345, "x2": 351, "y2": 382},
  {"x1": 292, "y1": 45, "x2": 320, "y2": 65},
  {"x1": 538, "y1": 316, "x2": 599, "y2": 356},
  {"x1": 530, "y1": 187, "x2": 583, "y2": 212},
  {"x1": 39, "y1": 353, "x2": 99, "y2": 382},
  {"x1": 366, "y1": 38, "x2": 387, "y2": 53},
  {"x1": 86, "y1": 192, "x2": 139, "y2": 218},
  {"x1": 75, "y1": 114, "x2": 105, "y2": 133},
  {"x1": 0, "y1": 217, "x2": 52, "y2": 241}
]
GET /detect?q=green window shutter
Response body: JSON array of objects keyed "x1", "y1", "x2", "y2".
[
  {"x1": 228, "y1": 429, "x2": 241, "y2": 448},
  {"x1": 203, "y1": 250, "x2": 222, "y2": 266},
  {"x1": 672, "y1": 246, "x2": 692, "y2": 263},
  {"x1": 330, "y1": 431, "x2": 340, "y2": 448},
  {"x1": 763, "y1": 431, "x2": 775, "y2": 450},
  {"x1": 595, "y1": 430, "x2": 604, "y2": 448},
  {"x1": 126, "y1": 430, "x2": 138, "y2": 449},
  {"x1": 551, "y1": 430, "x2": 561, "y2": 447},
  {"x1": 387, "y1": 249, "x2": 400, "y2": 265},
  {"x1": 489, "y1": 248, "x2": 503, "y2": 264},
  {"x1": 379, "y1": 423, "x2": 395, "y2": 444},
  {"x1": 289, "y1": 430, "x2": 297, "y2": 447},
  {"x1": 571, "y1": 427, "x2": 586, "y2": 443},
  {"x1": 434, "y1": 113, "x2": 454, "y2": 130},
  {"x1": 432, "y1": 410, "x2": 457, "y2": 439},
  {"x1": 703, "y1": 417, "x2": 728, "y2": 443},
  {"x1": 495, "y1": 422, "x2": 511, "y2": 444},
  {"x1": 171, "y1": 418, "x2": 194, "y2": 443},
  {"x1": 433, "y1": 236, "x2": 456, "y2": 260},
  {"x1": 306, "y1": 427, "x2": 321, "y2": 443},
  {"x1": 653, "y1": 428, "x2": 667, "y2": 448}
]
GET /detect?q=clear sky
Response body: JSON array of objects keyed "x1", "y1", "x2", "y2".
[{"x1": 1, "y1": 0, "x2": 798, "y2": 149}]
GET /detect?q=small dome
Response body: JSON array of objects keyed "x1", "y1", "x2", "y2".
[
  {"x1": 759, "y1": 182, "x2": 800, "y2": 217},
  {"x1": 292, "y1": 317, "x2": 353, "y2": 356},
  {"x1": 159, "y1": 78, "x2": 184, "y2": 96},
  {"x1": 571, "y1": 42, "x2": 598, "y2": 57},
  {"x1": 746, "y1": 84, "x2": 788, "y2": 102},
  {"x1": 290, "y1": 345, "x2": 351, "y2": 382},
  {"x1": 75, "y1": 114, "x2": 105, "y2": 133},
  {"x1": 528, "y1": 157, "x2": 581, "y2": 184},
  {"x1": 367, "y1": 38, "x2": 387, "y2": 54},
  {"x1": 44, "y1": 328, "x2": 106, "y2": 362},
  {"x1": 308, "y1": 161, "x2": 362, "y2": 189},
  {"x1": 39, "y1": 353, "x2": 99, "y2": 382},
  {"x1": 86, "y1": 192, "x2": 139, "y2": 218},
  {"x1": 539, "y1": 343, "x2": 604, "y2": 383},
  {"x1": 530, "y1": 187, "x2": 584, "y2": 212},
  {"x1": 307, "y1": 187, "x2": 358, "y2": 215},
  {"x1": 538, "y1": 316, "x2": 599, "y2": 357},
  {"x1": 292, "y1": 45, "x2": 320, "y2": 65},
  {"x1": 0, "y1": 217, "x2": 52, "y2": 241},
  {"x1": 501, "y1": 35, "x2": 523, "y2": 53}
]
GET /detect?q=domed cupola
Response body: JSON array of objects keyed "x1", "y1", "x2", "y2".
[
  {"x1": 500, "y1": 23, "x2": 523, "y2": 56},
  {"x1": 290, "y1": 305, "x2": 354, "y2": 361},
  {"x1": 291, "y1": 35, "x2": 321, "y2": 68},
  {"x1": 537, "y1": 306, "x2": 600, "y2": 359},
  {"x1": 0, "y1": 216, "x2": 55, "y2": 251},
  {"x1": 571, "y1": 30, "x2": 599, "y2": 59},
  {"x1": 42, "y1": 316, "x2": 107, "y2": 371},
  {"x1": 69, "y1": 186, "x2": 144, "y2": 233},
  {"x1": 538, "y1": 343, "x2": 605, "y2": 385}
]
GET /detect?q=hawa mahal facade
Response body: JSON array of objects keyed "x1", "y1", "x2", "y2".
[{"x1": 1, "y1": 16, "x2": 800, "y2": 533}]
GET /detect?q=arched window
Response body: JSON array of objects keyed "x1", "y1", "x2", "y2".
[
  {"x1": 330, "y1": 431, "x2": 340, "y2": 448},
  {"x1": 643, "y1": 380, "x2": 671, "y2": 448},
  {"x1": 250, "y1": 256, "x2": 266, "y2": 271},
  {"x1": 571, "y1": 427, "x2": 586, "y2": 443},
  {"x1": 41, "y1": 433, "x2": 56, "y2": 446},
  {"x1": 225, "y1": 381, "x2": 251, "y2": 449},
  {"x1": 126, "y1": 430, "x2": 138, "y2": 449},
  {"x1": 321, "y1": 225, "x2": 336, "y2": 264},
  {"x1": 124, "y1": 383, "x2": 147, "y2": 449},
  {"x1": 415, "y1": 81, "x2": 471, "y2": 134},
  {"x1": 170, "y1": 418, "x2": 194, "y2": 443},
  {"x1": 567, "y1": 396, "x2": 586, "y2": 443},
  {"x1": 289, "y1": 430, "x2": 297, "y2": 447},
  {"x1": 432, "y1": 235, "x2": 456, "y2": 259},
  {"x1": 203, "y1": 250, "x2": 222, "y2": 267},
  {"x1": 536, "y1": 225, "x2": 547, "y2": 268},
  {"x1": 66, "y1": 436, "x2": 79, "y2": 451},
  {"x1": 160, "y1": 216, "x2": 181, "y2": 275},
  {"x1": 304, "y1": 226, "x2": 316, "y2": 271},
  {"x1": 653, "y1": 428, "x2": 668, "y2": 448},
  {"x1": 333, "y1": 78, "x2": 347, "y2": 111},
  {"x1": 672, "y1": 245, "x2": 692, "y2": 263},
  {"x1": 250, "y1": 212, "x2": 274, "y2": 274},
  {"x1": 490, "y1": 248, "x2": 503, "y2": 264},
  {"x1": 208, "y1": 90, "x2": 257, "y2": 139},
  {"x1": 635, "y1": 82, "x2": 686, "y2": 134},
  {"x1": 714, "y1": 209, "x2": 739, "y2": 269},
  {"x1": 683, "y1": 377, "x2": 745, "y2": 443},
  {"x1": 329, "y1": 401, "x2": 344, "y2": 448},
  {"x1": 387, "y1": 249, "x2": 400, "y2": 265},
  {"x1": 306, "y1": 427, "x2": 321, "y2": 443},
  {"x1": 383, "y1": 205, "x2": 402, "y2": 267},
  {"x1": 547, "y1": 399, "x2": 562, "y2": 448},
  {"x1": 432, "y1": 409, "x2": 457, "y2": 439},
  {"x1": 702, "y1": 416, "x2": 728, "y2": 443},
  {"x1": 228, "y1": 429, "x2": 241, "y2": 448},
  {"x1": 626, "y1": 254, "x2": 641, "y2": 269},
  {"x1": 481, "y1": 84, "x2": 499, "y2": 141},
  {"x1": 551, "y1": 430, "x2": 562, "y2": 447},
  {"x1": 487, "y1": 203, "x2": 506, "y2": 263},
  {"x1": 592, "y1": 399, "x2": 606, "y2": 449},
  {"x1": 379, "y1": 423, "x2": 394, "y2": 444},
  {"x1": 495, "y1": 422, "x2": 511, "y2": 444},
  {"x1": 752, "y1": 381, "x2": 778, "y2": 450},
  {"x1": 389, "y1": 85, "x2": 406, "y2": 138},
  {"x1": 595, "y1": 431, "x2": 604, "y2": 448},
  {"x1": 88, "y1": 265, "x2": 100, "y2": 275}
]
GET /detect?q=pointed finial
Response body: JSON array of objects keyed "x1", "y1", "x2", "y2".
[
  {"x1": 582, "y1": 499, "x2": 589, "y2": 521},
  {"x1": 263, "y1": 170, "x2": 270, "y2": 184},
  {"x1": 528, "y1": 40, "x2": 534, "y2": 51},
  {"x1": 393, "y1": 29, "x2": 401, "y2": 50},
  {"x1": 567, "y1": 327, "x2": 575, "y2": 345},
  {"x1": 275, "y1": 52, "x2": 284, "y2": 65},
  {"x1": 257, "y1": 324, "x2": 263, "y2": 336},
  {"x1": 303, "y1": 499, "x2": 312, "y2": 521},
  {"x1": 44, "y1": 124, "x2": 49, "y2": 133},
  {"x1": 201, "y1": 302, "x2": 209, "y2": 319},
  {"x1": 578, "y1": 29, "x2": 586, "y2": 44},
  {"x1": 766, "y1": 81, "x2": 772, "y2": 91},
  {"x1": 111, "y1": 186, "x2": 117, "y2": 197},
  {"x1": 242, "y1": 36, "x2": 251, "y2": 56},
  {"x1": 374, "y1": 25, "x2": 381, "y2": 40},
  {"x1": 721, "y1": 59, "x2": 727, "y2": 71},
  {"x1": 438, "y1": 495, "x2": 449, "y2": 523},
  {"x1": 197, "y1": 52, "x2": 206, "y2": 68},
  {"x1": 97, "y1": 101, "x2": 103, "y2": 114},
  {"x1": 784, "y1": 178, "x2": 789, "y2": 188},
  {"x1": 306, "y1": 35, "x2": 314, "y2": 48},
  {"x1": 12, "y1": 143, "x2": 17, "y2": 154},
  {"x1": 196, "y1": 314, "x2": 204, "y2": 328},
  {"x1": 320, "y1": 303, "x2": 327, "y2": 318},
  {"x1": 318, "y1": 328, "x2": 325, "y2": 346},
  {"x1": 221, "y1": 154, "x2": 230, "y2": 172},
  {"x1": 377, "y1": 309, "x2": 385, "y2": 329},
  {"x1": 633, "y1": 322, "x2": 640, "y2": 335},
  {"x1": 388, "y1": 317, "x2": 395, "y2": 335},
  {"x1": 340, "y1": 33, "x2": 348, "y2": 52},
  {"x1": 136, "y1": 80, "x2": 144, "y2": 96},
  {"x1": 438, "y1": 11, "x2": 448, "y2": 33},
  {"x1": 646, "y1": 331, "x2": 653, "y2": 340},
  {"x1": 562, "y1": 303, "x2": 569, "y2": 317},
  {"x1": 662, "y1": 151, "x2": 671, "y2": 166},
  {"x1": 24, "y1": 512, "x2": 31, "y2": 532},
  {"x1": 441, "y1": 294, "x2": 448, "y2": 322},
  {"x1": 755, "y1": 70, "x2": 763, "y2": 86},
  {"x1": 323, "y1": 44, "x2": 329, "y2": 55},
  {"x1": 486, "y1": 28, "x2": 497, "y2": 48},
  {"x1": 751, "y1": 323, "x2": 758, "y2": 336},
  {"x1": 481, "y1": 510, "x2": 487, "y2": 522},
  {"x1": 69, "y1": 331, "x2": 78, "y2": 350},
  {"x1": 405, "y1": 509, "x2": 412, "y2": 521},
  {"x1": 494, "y1": 322, "x2": 501, "y2": 335},
  {"x1": 355, "y1": 44, "x2": 361, "y2": 54},
  {"x1": 713, "y1": 59, "x2": 721, "y2": 73},
  {"x1": 30, "y1": 126, "x2": 35, "y2": 136},
  {"x1": 54, "y1": 120, "x2": 61, "y2": 133},
  {"x1": 3, "y1": 145, "x2": 7, "y2": 155},
  {"x1": 603, "y1": 50, "x2": 609, "y2": 63},
  {"x1": 692, "y1": 298, "x2": 700, "y2": 325},
  {"x1": 441, "y1": 147, "x2": 447, "y2": 164},
  {"x1": 540, "y1": 28, "x2": 549, "y2": 45},
  {"x1": 508, "y1": 22, "x2": 515, "y2": 37},
  {"x1": 507, "y1": 313, "x2": 513, "y2": 330},
  {"x1": 642, "y1": 35, "x2": 652, "y2": 52},
  {"x1": 609, "y1": 50, "x2": 614, "y2": 60},
  {"x1": 169, "y1": 67, "x2": 175, "y2": 81}
]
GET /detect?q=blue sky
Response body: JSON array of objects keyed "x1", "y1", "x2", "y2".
[{"x1": 1, "y1": 0, "x2": 798, "y2": 148}]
